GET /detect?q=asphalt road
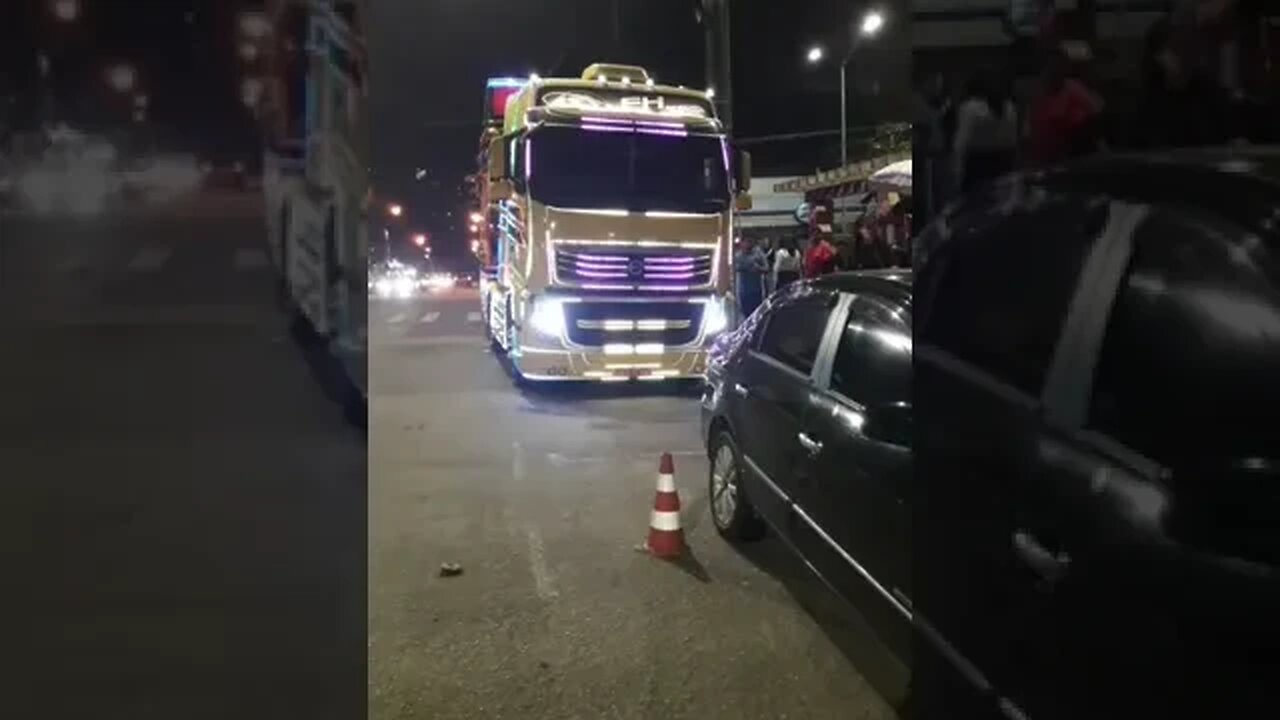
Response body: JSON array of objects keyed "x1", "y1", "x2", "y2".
[
  {"x1": 1, "y1": 193, "x2": 366, "y2": 719},
  {"x1": 368, "y1": 289, "x2": 905, "y2": 720}
]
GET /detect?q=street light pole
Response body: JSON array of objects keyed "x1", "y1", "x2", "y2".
[{"x1": 839, "y1": 61, "x2": 847, "y2": 167}]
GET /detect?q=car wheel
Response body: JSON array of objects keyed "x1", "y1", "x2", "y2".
[{"x1": 708, "y1": 428, "x2": 765, "y2": 541}]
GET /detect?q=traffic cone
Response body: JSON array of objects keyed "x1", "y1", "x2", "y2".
[{"x1": 645, "y1": 452, "x2": 685, "y2": 558}]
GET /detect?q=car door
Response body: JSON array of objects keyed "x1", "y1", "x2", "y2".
[
  {"x1": 731, "y1": 288, "x2": 838, "y2": 527},
  {"x1": 1005, "y1": 204, "x2": 1280, "y2": 719},
  {"x1": 800, "y1": 292, "x2": 913, "y2": 659},
  {"x1": 913, "y1": 186, "x2": 1113, "y2": 712}
]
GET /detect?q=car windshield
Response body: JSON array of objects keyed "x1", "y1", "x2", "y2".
[{"x1": 526, "y1": 124, "x2": 730, "y2": 213}]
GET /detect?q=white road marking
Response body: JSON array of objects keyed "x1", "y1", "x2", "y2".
[
  {"x1": 234, "y1": 248, "x2": 269, "y2": 270},
  {"x1": 526, "y1": 528, "x2": 559, "y2": 600},
  {"x1": 466, "y1": 311, "x2": 482, "y2": 323},
  {"x1": 545, "y1": 450, "x2": 704, "y2": 466},
  {"x1": 387, "y1": 313, "x2": 406, "y2": 324},
  {"x1": 126, "y1": 247, "x2": 171, "y2": 272},
  {"x1": 367, "y1": 335, "x2": 485, "y2": 348},
  {"x1": 420, "y1": 311, "x2": 440, "y2": 323}
]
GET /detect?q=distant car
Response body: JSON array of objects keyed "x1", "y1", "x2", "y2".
[
  {"x1": 700, "y1": 270, "x2": 914, "y2": 691},
  {"x1": 912, "y1": 150, "x2": 1280, "y2": 718},
  {"x1": 202, "y1": 161, "x2": 249, "y2": 190}
]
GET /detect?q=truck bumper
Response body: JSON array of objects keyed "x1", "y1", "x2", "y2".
[{"x1": 514, "y1": 345, "x2": 709, "y2": 382}]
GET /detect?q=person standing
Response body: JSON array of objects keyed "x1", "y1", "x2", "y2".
[
  {"x1": 804, "y1": 234, "x2": 839, "y2": 278},
  {"x1": 952, "y1": 69, "x2": 1020, "y2": 194},
  {"x1": 1027, "y1": 45, "x2": 1106, "y2": 165},
  {"x1": 733, "y1": 237, "x2": 768, "y2": 319},
  {"x1": 772, "y1": 237, "x2": 802, "y2": 290}
]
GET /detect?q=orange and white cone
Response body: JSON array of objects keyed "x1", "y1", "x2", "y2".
[{"x1": 645, "y1": 452, "x2": 685, "y2": 558}]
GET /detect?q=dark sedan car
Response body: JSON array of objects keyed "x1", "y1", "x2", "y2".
[
  {"x1": 913, "y1": 149, "x2": 1280, "y2": 719},
  {"x1": 700, "y1": 269, "x2": 914, "y2": 680}
]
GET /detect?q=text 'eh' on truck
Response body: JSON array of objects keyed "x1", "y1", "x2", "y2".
[{"x1": 477, "y1": 63, "x2": 753, "y2": 383}]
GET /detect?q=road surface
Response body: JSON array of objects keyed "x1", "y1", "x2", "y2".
[
  {"x1": 2, "y1": 193, "x2": 366, "y2": 719},
  {"x1": 368, "y1": 288, "x2": 905, "y2": 720}
]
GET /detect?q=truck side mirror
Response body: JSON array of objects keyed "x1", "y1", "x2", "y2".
[
  {"x1": 489, "y1": 178, "x2": 514, "y2": 200},
  {"x1": 735, "y1": 149, "x2": 752, "y2": 192},
  {"x1": 734, "y1": 194, "x2": 753, "y2": 211},
  {"x1": 487, "y1": 137, "x2": 506, "y2": 182}
]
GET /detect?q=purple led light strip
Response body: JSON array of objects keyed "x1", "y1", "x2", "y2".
[
  {"x1": 581, "y1": 124, "x2": 687, "y2": 138},
  {"x1": 574, "y1": 259, "x2": 629, "y2": 270},
  {"x1": 643, "y1": 257, "x2": 698, "y2": 265},
  {"x1": 572, "y1": 253, "x2": 630, "y2": 263},
  {"x1": 581, "y1": 116, "x2": 686, "y2": 130},
  {"x1": 574, "y1": 269, "x2": 630, "y2": 279}
]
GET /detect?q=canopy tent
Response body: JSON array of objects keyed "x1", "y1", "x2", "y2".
[
  {"x1": 772, "y1": 150, "x2": 909, "y2": 203},
  {"x1": 869, "y1": 159, "x2": 911, "y2": 195}
]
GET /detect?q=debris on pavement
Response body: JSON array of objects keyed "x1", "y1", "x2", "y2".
[{"x1": 438, "y1": 562, "x2": 464, "y2": 577}]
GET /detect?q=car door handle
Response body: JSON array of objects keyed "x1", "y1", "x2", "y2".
[
  {"x1": 732, "y1": 383, "x2": 749, "y2": 398},
  {"x1": 797, "y1": 432, "x2": 823, "y2": 456},
  {"x1": 1012, "y1": 530, "x2": 1071, "y2": 585}
]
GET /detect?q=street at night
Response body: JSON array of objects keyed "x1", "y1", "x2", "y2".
[
  {"x1": 1, "y1": 194, "x2": 365, "y2": 719},
  {"x1": 367, "y1": 288, "x2": 904, "y2": 720}
]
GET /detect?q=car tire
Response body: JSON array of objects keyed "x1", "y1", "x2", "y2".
[{"x1": 708, "y1": 428, "x2": 766, "y2": 542}]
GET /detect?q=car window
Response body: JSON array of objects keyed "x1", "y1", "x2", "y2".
[
  {"x1": 1088, "y1": 209, "x2": 1280, "y2": 465},
  {"x1": 757, "y1": 291, "x2": 833, "y2": 377},
  {"x1": 918, "y1": 190, "x2": 1107, "y2": 395},
  {"x1": 830, "y1": 295, "x2": 911, "y2": 407}
]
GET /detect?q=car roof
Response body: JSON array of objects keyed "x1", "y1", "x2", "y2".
[
  {"x1": 1030, "y1": 148, "x2": 1280, "y2": 236},
  {"x1": 806, "y1": 269, "x2": 913, "y2": 303}
]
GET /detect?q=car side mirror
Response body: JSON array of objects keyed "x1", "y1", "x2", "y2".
[
  {"x1": 863, "y1": 402, "x2": 911, "y2": 447},
  {"x1": 735, "y1": 149, "x2": 752, "y2": 192}
]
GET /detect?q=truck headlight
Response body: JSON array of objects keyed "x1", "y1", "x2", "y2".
[
  {"x1": 529, "y1": 297, "x2": 565, "y2": 337},
  {"x1": 702, "y1": 297, "x2": 729, "y2": 335}
]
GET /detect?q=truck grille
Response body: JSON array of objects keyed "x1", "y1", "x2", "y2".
[
  {"x1": 554, "y1": 246, "x2": 714, "y2": 288},
  {"x1": 564, "y1": 301, "x2": 705, "y2": 347}
]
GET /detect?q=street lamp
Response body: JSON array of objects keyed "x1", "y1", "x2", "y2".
[
  {"x1": 241, "y1": 77, "x2": 264, "y2": 109},
  {"x1": 238, "y1": 11, "x2": 272, "y2": 40},
  {"x1": 388, "y1": 203, "x2": 403, "y2": 217},
  {"x1": 413, "y1": 233, "x2": 427, "y2": 246},
  {"x1": 51, "y1": 0, "x2": 79, "y2": 23},
  {"x1": 468, "y1": 211, "x2": 483, "y2": 224},
  {"x1": 106, "y1": 63, "x2": 137, "y2": 94},
  {"x1": 806, "y1": 8, "x2": 886, "y2": 167},
  {"x1": 860, "y1": 10, "x2": 884, "y2": 36}
]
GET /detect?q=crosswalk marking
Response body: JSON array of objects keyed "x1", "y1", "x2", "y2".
[
  {"x1": 234, "y1": 248, "x2": 269, "y2": 270},
  {"x1": 466, "y1": 311, "x2": 482, "y2": 323},
  {"x1": 387, "y1": 313, "x2": 406, "y2": 324},
  {"x1": 127, "y1": 247, "x2": 171, "y2": 272},
  {"x1": 421, "y1": 311, "x2": 440, "y2": 323}
]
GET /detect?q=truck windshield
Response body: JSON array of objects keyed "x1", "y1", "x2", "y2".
[{"x1": 526, "y1": 125, "x2": 730, "y2": 214}]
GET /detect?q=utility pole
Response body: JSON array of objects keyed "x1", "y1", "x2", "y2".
[{"x1": 699, "y1": 0, "x2": 733, "y2": 132}]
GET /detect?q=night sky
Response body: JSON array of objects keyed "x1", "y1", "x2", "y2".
[{"x1": 368, "y1": 0, "x2": 909, "y2": 268}]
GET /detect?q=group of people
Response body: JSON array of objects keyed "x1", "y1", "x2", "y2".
[
  {"x1": 915, "y1": 0, "x2": 1267, "y2": 224},
  {"x1": 732, "y1": 214, "x2": 909, "y2": 319}
]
